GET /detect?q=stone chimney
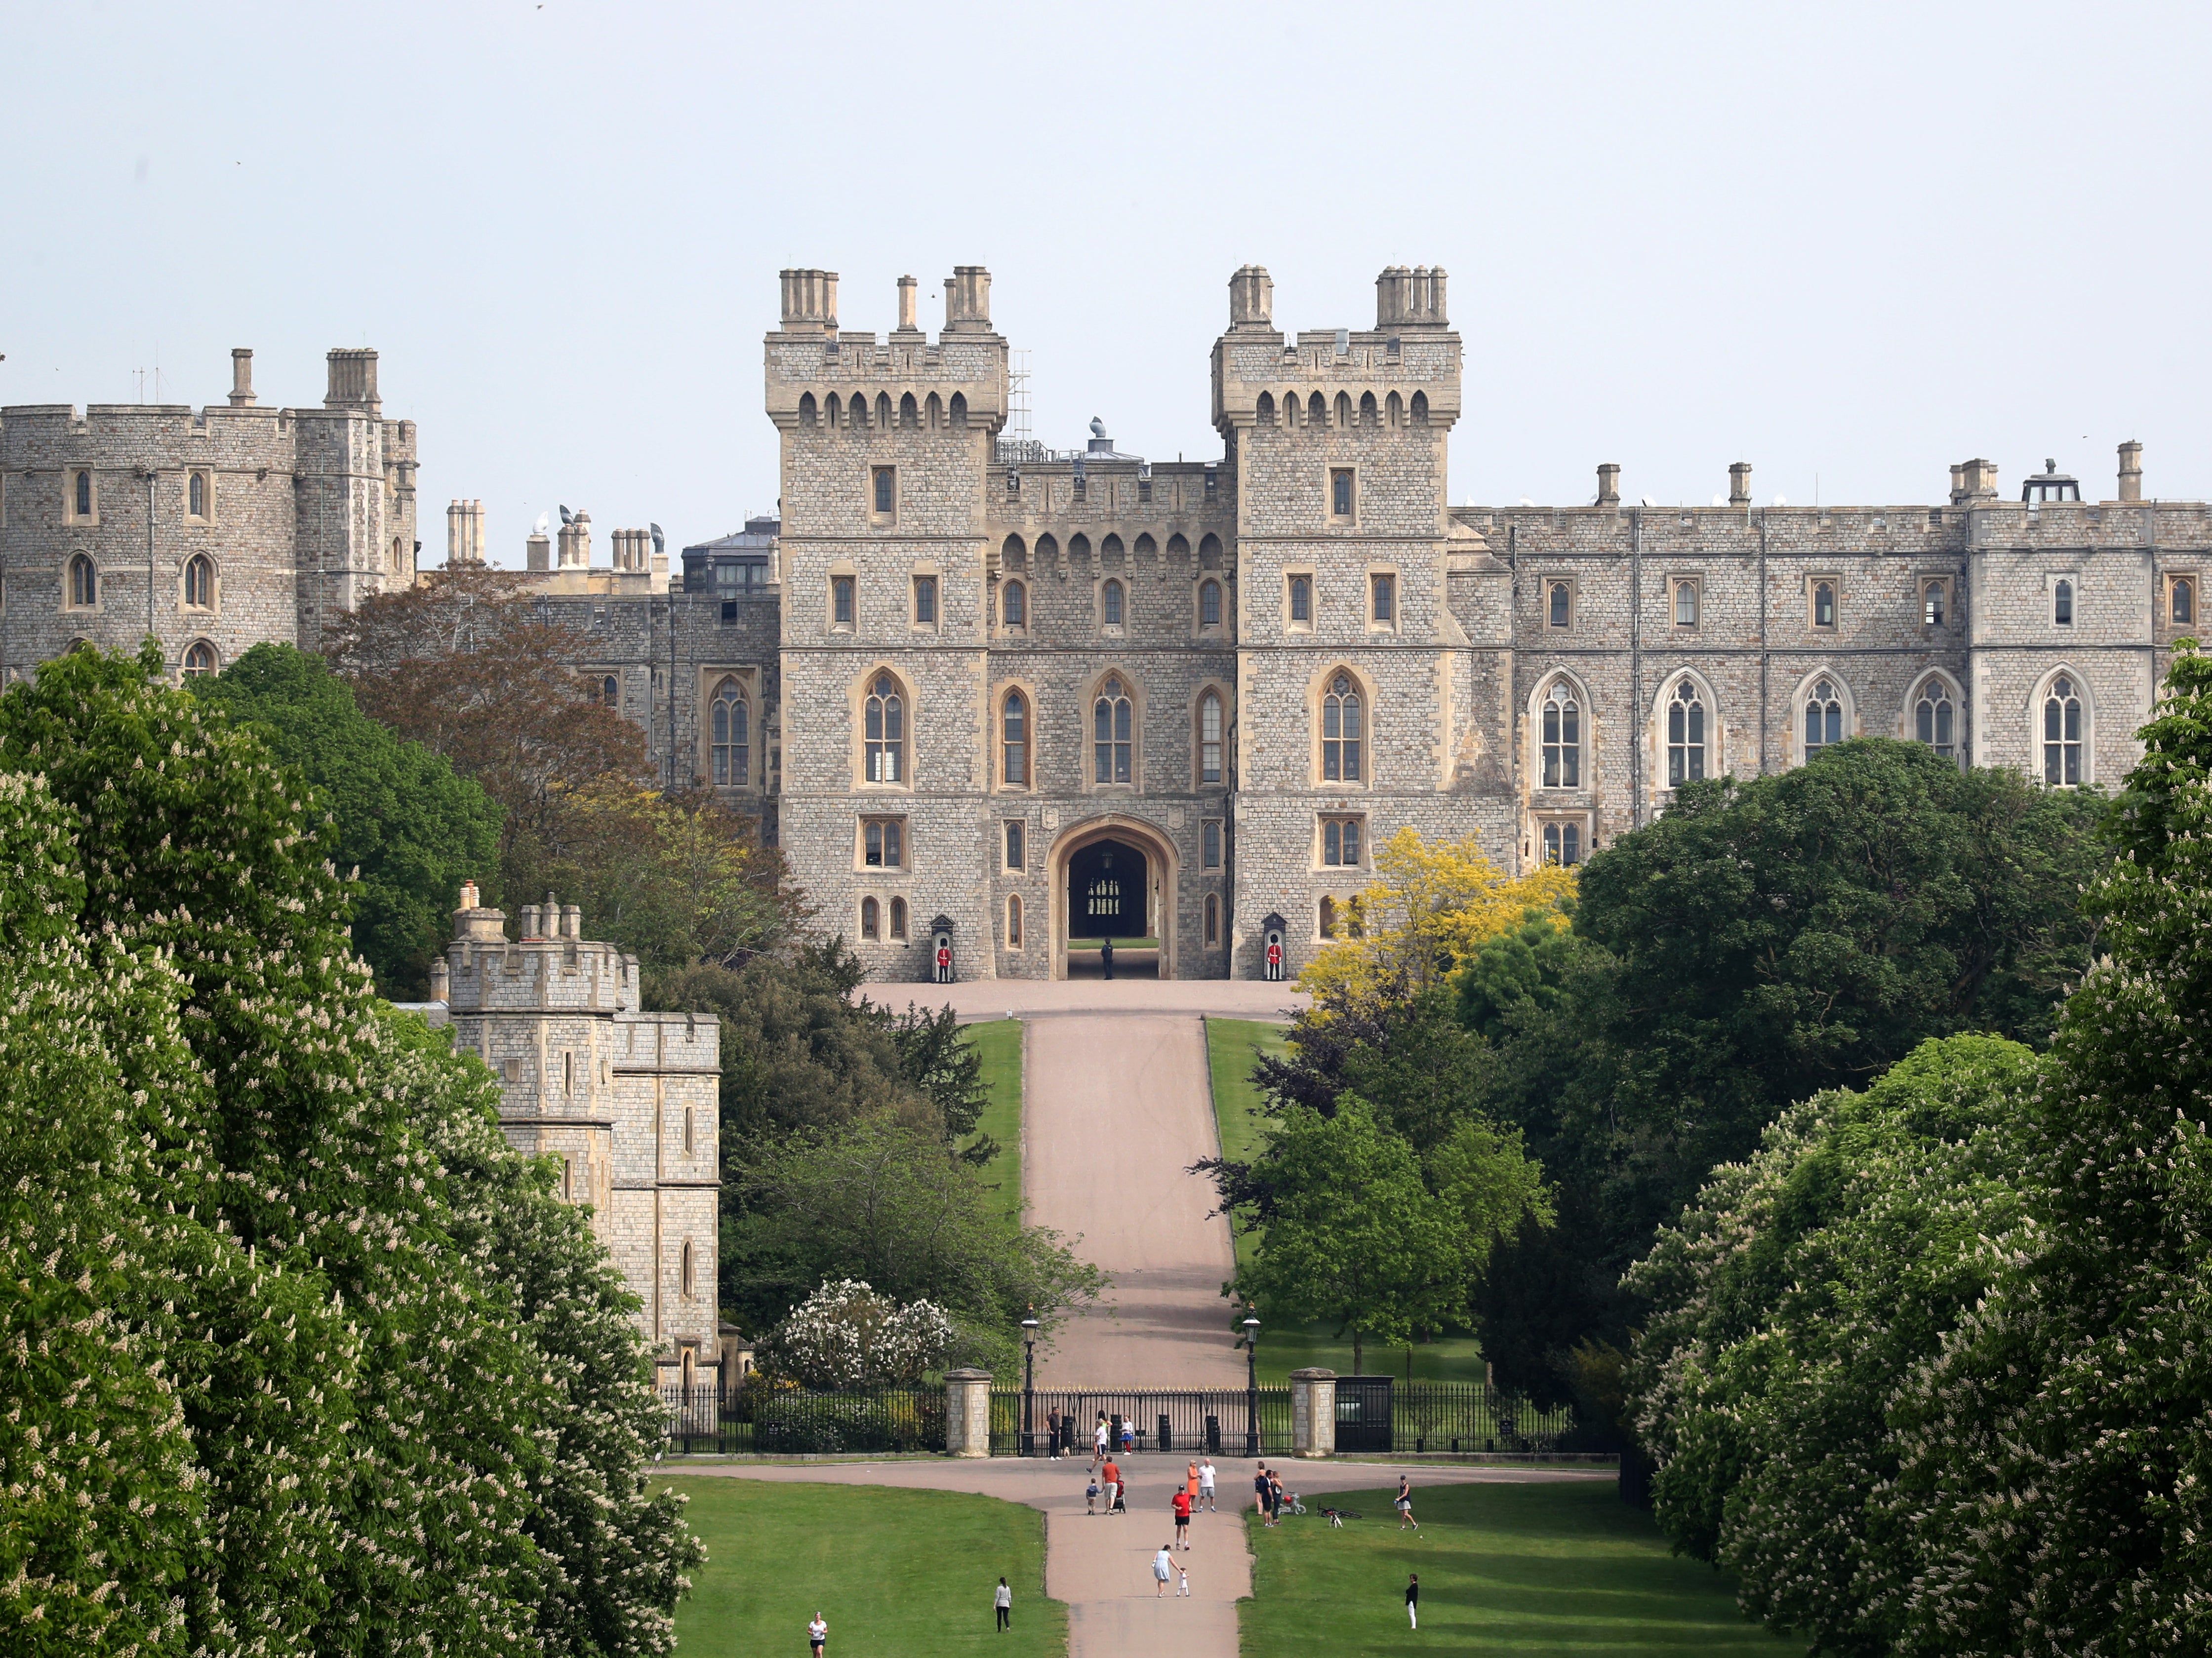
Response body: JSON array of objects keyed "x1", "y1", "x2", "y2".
[
  {"x1": 1952, "y1": 459, "x2": 2000, "y2": 503},
  {"x1": 895, "y1": 275, "x2": 920, "y2": 334},
  {"x1": 1229, "y1": 265, "x2": 1274, "y2": 329},
  {"x1": 446, "y1": 499, "x2": 484, "y2": 564},
  {"x1": 561, "y1": 904, "x2": 583, "y2": 940},
  {"x1": 2119, "y1": 440, "x2": 2143, "y2": 503},
  {"x1": 1376, "y1": 265, "x2": 1448, "y2": 328},
  {"x1": 526, "y1": 528, "x2": 552, "y2": 572},
  {"x1": 453, "y1": 882, "x2": 507, "y2": 942},
  {"x1": 1596, "y1": 463, "x2": 1621, "y2": 507},
  {"x1": 428, "y1": 955, "x2": 449, "y2": 1002},
  {"x1": 557, "y1": 511, "x2": 592, "y2": 569},
  {"x1": 1729, "y1": 462, "x2": 1752, "y2": 507},
  {"x1": 520, "y1": 903, "x2": 541, "y2": 939},
  {"x1": 778, "y1": 268, "x2": 838, "y2": 334},
  {"x1": 229, "y1": 348, "x2": 256, "y2": 407},
  {"x1": 324, "y1": 348, "x2": 380, "y2": 416},
  {"x1": 943, "y1": 266, "x2": 993, "y2": 334}
]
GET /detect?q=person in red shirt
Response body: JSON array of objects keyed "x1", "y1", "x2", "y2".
[
  {"x1": 1171, "y1": 1486, "x2": 1193, "y2": 1549},
  {"x1": 1100, "y1": 1458, "x2": 1122, "y2": 1514}
]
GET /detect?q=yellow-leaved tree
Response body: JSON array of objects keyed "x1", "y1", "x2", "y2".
[{"x1": 1298, "y1": 828, "x2": 1577, "y2": 1013}]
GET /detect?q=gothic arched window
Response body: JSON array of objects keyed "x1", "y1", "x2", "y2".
[
  {"x1": 1007, "y1": 894, "x2": 1023, "y2": 947},
  {"x1": 1322, "y1": 673, "x2": 1363, "y2": 782},
  {"x1": 74, "y1": 471, "x2": 92, "y2": 517},
  {"x1": 1811, "y1": 580, "x2": 1837, "y2": 629},
  {"x1": 1288, "y1": 574, "x2": 1312, "y2": 624},
  {"x1": 1666, "y1": 679, "x2": 1707, "y2": 786},
  {"x1": 711, "y1": 677, "x2": 749, "y2": 786},
  {"x1": 184, "y1": 554, "x2": 215, "y2": 610},
  {"x1": 68, "y1": 554, "x2": 96, "y2": 609},
  {"x1": 1549, "y1": 581, "x2": 1571, "y2": 628},
  {"x1": 1102, "y1": 578, "x2": 1124, "y2": 627},
  {"x1": 889, "y1": 897, "x2": 908, "y2": 940},
  {"x1": 864, "y1": 672, "x2": 905, "y2": 783},
  {"x1": 1914, "y1": 678, "x2": 1957, "y2": 761},
  {"x1": 1541, "y1": 681, "x2": 1580, "y2": 788},
  {"x1": 1093, "y1": 675, "x2": 1132, "y2": 784},
  {"x1": 1803, "y1": 678, "x2": 1843, "y2": 758},
  {"x1": 861, "y1": 896, "x2": 880, "y2": 939},
  {"x1": 182, "y1": 641, "x2": 217, "y2": 679},
  {"x1": 1199, "y1": 691, "x2": 1223, "y2": 785},
  {"x1": 1925, "y1": 580, "x2": 1947, "y2": 627},
  {"x1": 1543, "y1": 820, "x2": 1583, "y2": 868},
  {"x1": 2044, "y1": 676, "x2": 2083, "y2": 785},
  {"x1": 2174, "y1": 577, "x2": 2195, "y2": 626},
  {"x1": 1001, "y1": 690, "x2": 1029, "y2": 787},
  {"x1": 2054, "y1": 579, "x2": 2075, "y2": 626},
  {"x1": 1003, "y1": 579, "x2": 1026, "y2": 628},
  {"x1": 1200, "y1": 579, "x2": 1222, "y2": 628},
  {"x1": 188, "y1": 472, "x2": 206, "y2": 516}
]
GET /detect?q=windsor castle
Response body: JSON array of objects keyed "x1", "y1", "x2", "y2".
[{"x1": 3, "y1": 268, "x2": 2202, "y2": 995}]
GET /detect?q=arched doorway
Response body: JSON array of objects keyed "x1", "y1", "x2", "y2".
[{"x1": 1049, "y1": 817, "x2": 1177, "y2": 980}]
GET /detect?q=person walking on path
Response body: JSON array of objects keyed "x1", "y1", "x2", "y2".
[
  {"x1": 1406, "y1": 1574, "x2": 1419, "y2": 1629},
  {"x1": 808, "y1": 1613, "x2": 828, "y2": 1657},
  {"x1": 1100, "y1": 1457, "x2": 1123, "y2": 1515},
  {"x1": 1101, "y1": 936, "x2": 1115, "y2": 981},
  {"x1": 1046, "y1": 1407, "x2": 1062, "y2": 1460},
  {"x1": 1120, "y1": 1416, "x2": 1134, "y2": 1456},
  {"x1": 1086, "y1": 1476, "x2": 1100, "y2": 1515},
  {"x1": 1199, "y1": 1456, "x2": 1216, "y2": 1512},
  {"x1": 1172, "y1": 1485, "x2": 1192, "y2": 1549},
  {"x1": 1092, "y1": 1414, "x2": 1109, "y2": 1468},
  {"x1": 1395, "y1": 1474, "x2": 1419, "y2": 1532},
  {"x1": 1176, "y1": 1562, "x2": 1191, "y2": 1598},
  {"x1": 1153, "y1": 1545, "x2": 1174, "y2": 1597},
  {"x1": 994, "y1": 1578, "x2": 1012, "y2": 1632}
]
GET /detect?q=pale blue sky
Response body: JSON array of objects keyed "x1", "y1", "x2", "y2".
[{"x1": 7, "y1": 1, "x2": 2209, "y2": 561}]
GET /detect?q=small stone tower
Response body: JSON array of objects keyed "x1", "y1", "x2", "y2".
[{"x1": 436, "y1": 884, "x2": 723, "y2": 1385}]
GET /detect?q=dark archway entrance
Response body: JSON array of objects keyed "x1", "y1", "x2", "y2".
[{"x1": 1064, "y1": 837, "x2": 1155, "y2": 979}]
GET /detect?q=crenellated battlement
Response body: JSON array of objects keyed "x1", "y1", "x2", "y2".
[
  {"x1": 1211, "y1": 264, "x2": 1462, "y2": 434},
  {"x1": 765, "y1": 266, "x2": 1008, "y2": 435}
]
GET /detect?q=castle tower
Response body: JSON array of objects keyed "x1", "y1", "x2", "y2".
[
  {"x1": 1213, "y1": 263, "x2": 1509, "y2": 977},
  {"x1": 766, "y1": 267, "x2": 1010, "y2": 980},
  {"x1": 439, "y1": 888, "x2": 722, "y2": 1383}
]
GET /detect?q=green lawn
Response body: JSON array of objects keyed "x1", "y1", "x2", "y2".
[
  {"x1": 963, "y1": 1019, "x2": 1024, "y2": 1227},
  {"x1": 1205, "y1": 1018, "x2": 1488, "y2": 1383},
  {"x1": 666, "y1": 1477, "x2": 1066, "y2": 1657},
  {"x1": 1242, "y1": 1480, "x2": 1792, "y2": 1655}
]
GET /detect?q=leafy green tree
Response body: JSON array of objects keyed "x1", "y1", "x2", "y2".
[
  {"x1": 1235, "y1": 1098, "x2": 1546, "y2": 1374},
  {"x1": 1622, "y1": 1035, "x2": 2041, "y2": 1652},
  {"x1": 192, "y1": 642, "x2": 501, "y2": 997},
  {"x1": 1467, "y1": 739, "x2": 2102, "y2": 1399},
  {"x1": 725, "y1": 1112, "x2": 1103, "y2": 1374}
]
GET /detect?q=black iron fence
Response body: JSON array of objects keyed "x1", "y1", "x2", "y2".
[
  {"x1": 990, "y1": 1388, "x2": 1297, "y2": 1458},
  {"x1": 661, "y1": 1378, "x2": 1574, "y2": 1457},
  {"x1": 660, "y1": 1385, "x2": 946, "y2": 1456}
]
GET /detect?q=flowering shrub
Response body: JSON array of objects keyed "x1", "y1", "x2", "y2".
[
  {"x1": 0, "y1": 645, "x2": 698, "y2": 1656},
  {"x1": 754, "y1": 1280, "x2": 953, "y2": 1389}
]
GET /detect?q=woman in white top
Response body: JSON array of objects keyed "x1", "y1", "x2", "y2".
[
  {"x1": 994, "y1": 1577, "x2": 1012, "y2": 1632},
  {"x1": 808, "y1": 1614, "x2": 828, "y2": 1656}
]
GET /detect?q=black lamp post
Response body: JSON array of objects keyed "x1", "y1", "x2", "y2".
[
  {"x1": 1242, "y1": 1314, "x2": 1261, "y2": 1459},
  {"x1": 1021, "y1": 1314, "x2": 1040, "y2": 1458}
]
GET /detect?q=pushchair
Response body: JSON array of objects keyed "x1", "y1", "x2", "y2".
[{"x1": 1110, "y1": 1483, "x2": 1128, "y2": 1516}]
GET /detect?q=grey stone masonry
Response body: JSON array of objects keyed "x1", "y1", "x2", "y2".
[
  {"x1": 0, "y1": 347, "x2": 418, "y2": 683},
  {"x1": 765, "y1": 264, "x2": 2212, "y2": 984},
  {"x1": 436, "y1": 884, "x2": 721, "y2": 1386}
]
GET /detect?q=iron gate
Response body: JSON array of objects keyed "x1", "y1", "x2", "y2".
[{"x1": 1333, "y1": 1376, "x2": 1393, "y2": 1453}]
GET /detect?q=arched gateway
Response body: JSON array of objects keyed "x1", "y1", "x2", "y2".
[{"x1": 1049, "y1": 817, "x2": 1178, "y2": 980}]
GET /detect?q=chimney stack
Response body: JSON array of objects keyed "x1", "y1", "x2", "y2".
[
  {"x1": 778, "y1": 268, "x2": 839, "y2": 334},
  {"x1": 1952, "y1": 458, "x2": 1999, "y2": 502},
  {"x1": 526, "y1": 527, "x2": 552, "y2": 572},
  {"x1": 943, "y1": 266, "x2": 993, "y2": 333},
  {"x1": 229, "y1": 348, "x2": 256, "y2": 407},
  {"x1": 895, "y1": 275, "x2": 920, "y2": 333},
  {"x1": 1375, "y1": 265, "x2": 1448, "y2": 329},
  {"x1": 1729, "y1": 462, "x2": 1752, "y2": 507},
  {"x1": 324, "y1": 348, "x2": 380, "y2": 416},
  {"x1": 1596, "y1": 463, "x2": 1621, "y2": 507},
  {"x1": 557, "y1": 511, "x2": 592, "y2": 569},
  {"x1": 2119, "y1": 439, "x2": 2143, "y2": 503},
  {"x1": 1228, "y1": 265, "x2": 1274, "y2": 329},
  {"x1": 446, "y1": 499, "x2": 484, "y2": 564}
]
